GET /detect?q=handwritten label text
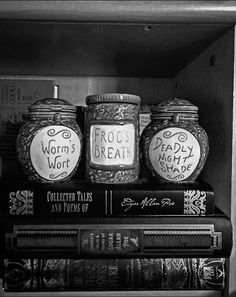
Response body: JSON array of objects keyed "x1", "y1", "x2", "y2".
[
  {"x1": 148, "y1": 127, "x2": 200, "y2": 181},
  {"x1": 30, "y1": 125, "x2": 81, "y2": 181},
  {"x1": 90, "y1": 124, "x2": 135, "y2": 166}
]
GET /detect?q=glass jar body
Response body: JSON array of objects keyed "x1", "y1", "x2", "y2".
[
  {"x1": 86, "y1": 95, "x2": 140, "y2": 184},
  {"x1": 17, "y1": 114, "x2": 83, "y2": 183},
  {"x1": 141, "y1": 117, "x2": 209, "y2": 183}
]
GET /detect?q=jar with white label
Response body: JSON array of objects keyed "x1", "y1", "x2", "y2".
[
  {"x1": 141, "y1": 98, "x2": 209, "y2": 183},
  {"x1": 86, "y1": 93, "x2": 141, "y2": 183},
  {"x1": 16, "y1": 98, "x2": 83, "y2": 183}
]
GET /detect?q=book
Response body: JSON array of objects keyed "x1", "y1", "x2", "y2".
[
  {"x1": 0, "y1": 79, "x2": 55, "y2": 180},
  {"x1": 2, "y1": 208, "x2": 232, "y2": 258},
  {"x1": 0, "y1": 79, "x2": 55, "y2": 158},
  {"x1": 3, "y1": 258, "x2": 225, "y2": 291},
  {"x1": 0, "y1": 179, "x2": 215, "y2": 217}
]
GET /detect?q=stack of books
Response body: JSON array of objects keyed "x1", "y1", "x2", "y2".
[
  {"x1": 0, "y1": 177, "x2": 232, "y2": 293},
  {"x1": 0, "y1": 81, "x2": 232, "y2": 294}
]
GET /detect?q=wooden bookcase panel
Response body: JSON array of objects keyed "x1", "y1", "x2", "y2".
[
  {"x1": 174, "y1": 28, "x2": 234, "y2": 217},
  {"x1": 173, "y1": 28, "x2": 235, "y2": 296},
  {"x1": 0, "y1": 2, "x2": 235, "y2": 297}
]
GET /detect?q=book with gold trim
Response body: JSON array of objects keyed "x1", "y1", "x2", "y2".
[
  {"x1": 0, "y1": 179, "x2": 215, "y2": 217},
  {"x1": 1, "y1": 208, "x2": 232, "y2": 258},
  {"x1": 3, "y1": 258, "x2": 225, "y2": 291}
]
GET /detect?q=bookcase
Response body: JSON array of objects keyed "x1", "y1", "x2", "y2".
[{"x1": 0, "y1": 1, "x2": 236, "y2": 297}]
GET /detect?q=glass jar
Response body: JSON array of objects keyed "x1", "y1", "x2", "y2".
[
  {"x1": 85, "y1": 93, "x2": 141, "y2": 184},
  {"x1": 141, "y1": 98, "x2": 209, "y2": 183},
  {"x1": 16, "y1": 98, "x2": 83, "y2": 183}
]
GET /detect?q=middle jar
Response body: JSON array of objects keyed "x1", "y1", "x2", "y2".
[{"x1": 85, "y1": 93, "x2": 141, "y2": 184}]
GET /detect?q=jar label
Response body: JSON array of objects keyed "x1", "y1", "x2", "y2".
[
  {"x1": 30, "y1": 125, "x2": 81, "y2": 181},
  {"x1": 90, "y1": 124, "x2": 135, "y2": 166},
  {"x1": 148, "y1": 127, "x2": 201, "y2": 181}
]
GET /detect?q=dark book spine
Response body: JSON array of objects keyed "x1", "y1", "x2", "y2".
[
  {"x1": 3, "y1": 258, "x2": 225, "y2": 291},
  {"x1": 3, "y1": 184, "x2": 215, "y2": 217},
  {"x1": 3, "y1": 215, "x2": 232, "y2": 258}
]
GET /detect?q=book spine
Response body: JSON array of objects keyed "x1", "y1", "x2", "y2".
[
  {"x1": 3, "y1": 258, "x2": 225, "y2": 291},
  {"x1": 4, "y1": 185, "x2": 215, "y2": 217},
  {"x1": 4, "y1": 218, "x2": 231, "y2": 257},
  {"x1": 0, "y1": 79, "x2": 55, "y2": 160}
]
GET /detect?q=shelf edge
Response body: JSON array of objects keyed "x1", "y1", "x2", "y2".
[{"x1": 0, "y1": 1, "x2": 236, "y2": 24}]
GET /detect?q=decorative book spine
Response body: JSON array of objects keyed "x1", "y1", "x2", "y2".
[
  {"x1": 3, "y1": 258, "x2": 225, "y2": 291},
  {"x1": 3, "y1": 183, "x2": 215, "y2": 216},
  {"x1": 4, "y1": 216, "x2": 232, "y2": 257}
]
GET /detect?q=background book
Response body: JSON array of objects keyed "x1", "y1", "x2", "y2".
[
  {"x1": 1, "y1": 208, "x2": 232, "y2": 259},
  {"x1": 0, "y1": 79, "x2": 55, "y2": 179},
  {"x1": 3, "y1": 258, "x2": 225, "y2": 291},
  {"x1": 0, "y1": 179, "x2": 215, "y2": 217}
]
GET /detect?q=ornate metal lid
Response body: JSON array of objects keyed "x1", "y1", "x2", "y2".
[
  {"x1": 29, "y1": 98, "x2": 76, "y2": 114},
  {"x1": 151, "y1": 98, "x2": 198, "y2": 121},
  {"x1": 86, "y1": 93, "x2": 141, "y2": 105}
]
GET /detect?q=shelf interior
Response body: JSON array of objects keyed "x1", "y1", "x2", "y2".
[{"x1": 0, "y1": 22, "x2": 231, "y2": 78}]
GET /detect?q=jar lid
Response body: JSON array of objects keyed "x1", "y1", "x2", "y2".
[
  {"x1": 86, "y1": 93, "x2": 141, "y2": 105},
  {"x1": 151, "y1": 98, "x2": 198, "y2": 120},
  {"x1": 29, "y1": 98, "x2": 76, "y2": 114}
]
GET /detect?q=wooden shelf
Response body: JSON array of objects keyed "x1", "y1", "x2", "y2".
[
  {"x1": 0, "y1": 292, "x2": 223, "y2": 297},
  {"x1": 0, "y1": 2, "x2": 235, "y2": 297},
  {"x1": 0, "y1": 275, "x2": 223, "y2": 297},
  {"x1": 0, "y1": 1, "x2": 236, "y2": 24}
]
